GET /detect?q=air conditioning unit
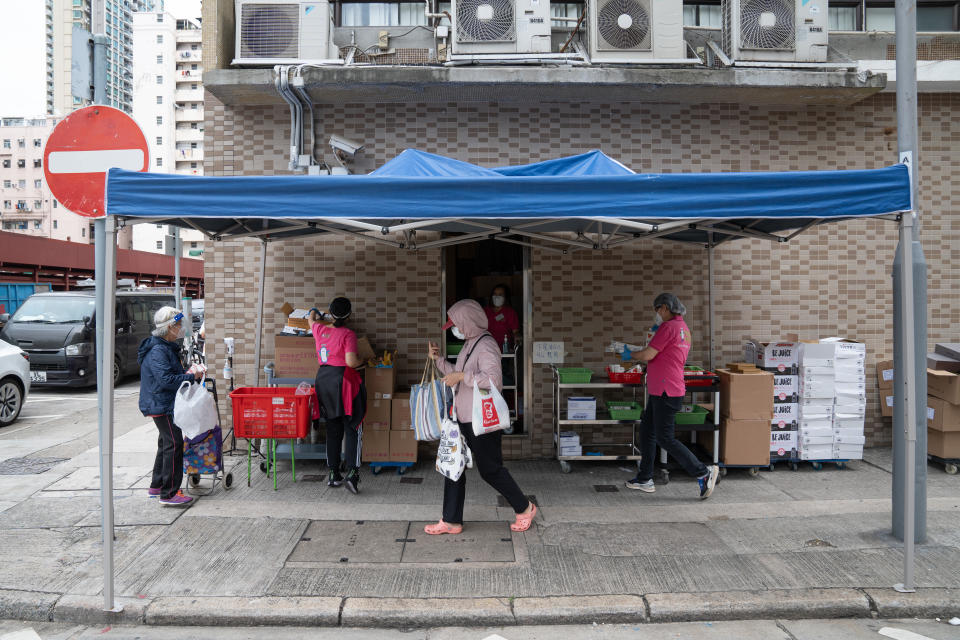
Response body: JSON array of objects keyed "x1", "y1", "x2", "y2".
[
  {"x1": 588, "y1": 0, "x2": 684, "y2": 63},
  {"x1": 721, "y1": 0, "x2": 828, "y2": 63},
  {"x1": 234, "y1": 0, "x2": 334, "y2": 64},
  {"x1": 451, "y1": 0, "x2": 551, "y2": 55}
]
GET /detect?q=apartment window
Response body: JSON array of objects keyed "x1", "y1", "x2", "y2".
[
  {"x1": 18, "y1": 180, "x2": 26, "y2": 189},
  {"x1": 191, "y1": 63, "x2": 198, "y2": 70},
  {"x1": 82, "y1": 227, "x2": 86, "y2": 237},
  {"x1": 17, "y1": 139, "x2": 25, "y2": 148},
  {"x1": 16, "y1": 200, "x2": 25, "y2": 209},
  {"x1": 156, "y1": 95, "x2": 163, "y2": 104},
  {"x1": 191, "y1": 83, "x2": 198, "y2": 90},
  {"x1": 156, "y1": 240, "x2": 163, "y2": 249},
  {"x1": 33, "y1": 159, "x2": 41, "y2": 168},
  {"x1": 190, "y1": 162, "x2": 197, "y2": 168},
  {"x1": 191, "y1": 44, "x2": 199, "y2": 50},
  {"x1": 341, "y1": 2, "x2": 429, "y2": 25},
  {"x1": 156, "y1": 157, "x2": 163, "y2": 167},
  {"x1": 190, "y1": 241, "x2": 198, "y2": 248},
  {"x1": 156, "y1": 136, "x2": 163, "y2": 145},
  {"x1": 34, "y1": 221, "x2": 42, "y2": 229},
  {"x1": 33, "y1": 138, "x2": 41, "y2": 147},
  {"x1": 683, "y1": 2, "x2": 721, "y2": 27},
  {"x1": 156, "y1": 223, "x2": 163, "y2": 228},
  {"x1": 2, "y1": 160, "x2": 9, "y2": 168},
  {"x1": 156, "y1": 54, "x2": 163, "y2": 64},
  {"x1": 17, "y1": 160, "x2": 25, "y2": 168},
  {"x1": 190, "y1": 122, "x2": 198, "y2": 129},
  {"x1": 2, "y1": 180, "x2": 9, "y2": 187},
  {"x1": 156, "y1": 34, "x2": 164, "y2": 43},
  {"x1": 829, "y1": 0, "x2": 959, "y2": 31},
  {"x1": 34, "y1": 200, "x2": 42, "y2": 209},
  {"x1": 191, "y1": 103, "x2": 198, "y2": 110},
  {"x1": 53, "y1": 220, "x2": 58, "y2": 229},
  {"x1": 156, "y1": 75, "x2": 163, "y2": 85},
  {"x1": 2, "y1": 139, "x2": 9, "y2": 148},
  {"x1": 156, "y1": 115, "x2": 163, "y2": 125},
  {"x1": 156, "y1": 12, "x2": 164, "y2": 22},
  {"x1": 2, "y1": 201, "x2": 9, "y2": 209},
  {"x1": 52, "y1": 200, "x2": 57, "y2": 208},
  {"x1": 191, "y1": 142, "x2": 198, "y2": 148},
  {"x1": 34, "y1": 179, "x2": 42, "y2": 188}
]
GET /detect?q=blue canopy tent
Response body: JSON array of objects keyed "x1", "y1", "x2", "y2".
[{"x1": 91, "y1": 149, "x2": 912, "y2": 610}]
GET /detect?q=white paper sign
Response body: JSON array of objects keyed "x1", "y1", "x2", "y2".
[{"x1": 533, "y1": 341, "x2": 564, "y2": 364}]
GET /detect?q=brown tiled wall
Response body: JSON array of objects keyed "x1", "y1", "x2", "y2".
[{"x1": 204, "y1": 92, "x2": 960, "y2": 458}]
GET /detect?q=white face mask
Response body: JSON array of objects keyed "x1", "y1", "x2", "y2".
[
  {"x1": 451, "y1": 326, "x2": 465, "y2": 340},
  {"x1": 653, "y1": 312, "x2": 662, "y2": 327},
  {"x1": 492, "y1": 296, "x2": 505, "y2": 307}
]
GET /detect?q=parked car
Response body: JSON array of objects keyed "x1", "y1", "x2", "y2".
[
  {"x1": 0, "y1": 290, "x2": 176, "y2": 387},
  {"x1": 0, "y1": 340, "x2": 29, "y2": 427}
]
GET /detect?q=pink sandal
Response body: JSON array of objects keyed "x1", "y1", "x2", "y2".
[
  {"x1": 510, "y1": 504, "x2": 537, "y2": 532},
  {"x1": 424, "y1": 520, "x2": 463, "y2": 535}
]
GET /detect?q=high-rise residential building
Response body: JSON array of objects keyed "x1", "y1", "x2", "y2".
[
  {"x1": 131, "y1": 9, "x2": 204, "y2": 257},
  {"x1": 46, "y1": 0, "x2": 159, "y2": 117}
]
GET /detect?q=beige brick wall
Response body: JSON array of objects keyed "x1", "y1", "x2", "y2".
[{"x1": 203, "y1": 92, "x2": 960, "y2": 458}]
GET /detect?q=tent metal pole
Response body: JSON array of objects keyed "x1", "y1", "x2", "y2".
[
  {"x1": 304, "y1": 222, "x2": 405, "y2": 248},
  {"x1": 495, "y1": 236, "x2": 566, "y2": 253},
  {"x1": 416, "y1": 230, "x2": 497, "y2": 250},
  {"x1": 98, "y1": 216, "x2": 120, "y2": 612},
  {"x1": 508, "y1": 229, "x2": 595, "y2": 249},
  {"x1": 173, "y1": 226, "x2": 181, "y2": 303},
  {"x1": 386, "y1": 219, "x2": 456, "y2": 233},
  {"x1": 227, "y1": 224, "x2": 310, "y2": 240},
  {"x1": 708, "y1": 234, "x2": 715, "y2": 371},
  {"x1": 254, "y1": 239, "x2": 268, "y2": 387},
  {"x1": 182, "y1": 218, "x2": 218, "y2": 240},
  {"x1": 317, "y1": 218, "x2": 383, "y2": 232},
  {"x1": 893, "y1": 0, "x2": 920, "y2": 594},
  {"x1": 586, "y1": 217, "x2": 654, "y2": 232},
  {"x1": 693, "y1": 224, "x2": 783, "y2": 243},
  {"x1": 783, "y1": 220, "x2": 823, "y2": 241}
]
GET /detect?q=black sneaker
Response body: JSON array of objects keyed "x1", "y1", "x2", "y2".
[
  {"x1": 345, "y1": 468, "x2": 360, "y2": 495},
  {"x1": 327, "y1": 471, "x2": 343, "y2": 487}
]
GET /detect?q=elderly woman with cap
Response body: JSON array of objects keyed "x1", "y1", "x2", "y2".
[
  {"x1": 623, "y1": 293, "x2": 719, "y2": 499},
  {"x1": 138, "y1": 306, "x2": 202, "y2": 506},
  {"x1": 308, "y1": 297, "x2": 366, "y2": 494},
  {"x1": 424, "y1": 299, "x2": 536, "y2": 535}
]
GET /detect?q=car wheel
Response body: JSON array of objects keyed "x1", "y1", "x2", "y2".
[
  {"x1": 0, "y1": 378, "x2": 24, "y2": 428},
  {"x1": 113, "y1": 356, "x2": 122, "y2": 386}
]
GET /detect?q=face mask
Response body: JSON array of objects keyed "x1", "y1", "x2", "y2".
[
  {"x1": 653, "y1": 313, "x2": 662, "y2": 328},
  {"x1": 451, "y1": 326, "x2": 465, "y2": 340},
  {"x1": 492, "y1": 296, "x2": 505, "y2": 307}
]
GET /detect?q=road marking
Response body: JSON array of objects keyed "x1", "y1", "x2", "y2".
[
  {"x1": 47, "y1": 148, "x2": 144, "y2": 173},
  {"x1": 17, "y1": 414, "x2": 65, "y2": 420},
  {"x1": 879, "y1": 628, "x2": 937, "y2": 640}
]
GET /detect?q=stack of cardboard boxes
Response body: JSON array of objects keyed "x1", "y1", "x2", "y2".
[
  {"x1": 926, "y1": 366, "x2": 960, "y2": 460},
  {"x1": 361, "y1": 366, "x2": 417, "y2": 464},
  {"x1": 717, "y1": 366, "x2": 774, "y2": 466},
  {"x1": 746, "y1": 342, "x2": 800, "y2": 462},
  {"x1": 829, "y1": 340, "x2": 867, "y2": 460}
]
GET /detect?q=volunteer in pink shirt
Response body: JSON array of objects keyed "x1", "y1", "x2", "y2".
[{"x1": 623, "y1": 293, "x2": 719, "y2": 499}]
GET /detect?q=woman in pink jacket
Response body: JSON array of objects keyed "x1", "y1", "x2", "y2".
[{"x1": 425, "y1": 299, "x2": 537, "y2": 535}]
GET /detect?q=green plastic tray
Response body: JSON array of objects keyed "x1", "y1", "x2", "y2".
[
  {"x1": 557, "y1": 368, "x2": 593, "y2": 384},
  {"x1": 608, "y1": 401, "x2": 643, "y2": 420},
  {"x1": 675, "y1": 404, "x2": 708, "y2": 424},
  {"x1": 446, "y1": 343, "x2": 464, "y2": 355}
]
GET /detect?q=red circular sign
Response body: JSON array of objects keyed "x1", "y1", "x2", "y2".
[{"x1": 43, "y1": 105, "x2": 148, "y2": 217}]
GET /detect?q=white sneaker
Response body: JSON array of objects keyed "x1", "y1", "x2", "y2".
[{"x1": 625, "y1": 477, "x2": 655, "y2": 493}]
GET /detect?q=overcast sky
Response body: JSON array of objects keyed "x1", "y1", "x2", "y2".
[{"x1": 0, "y1": 0, "x2": 202, "y2": 117}]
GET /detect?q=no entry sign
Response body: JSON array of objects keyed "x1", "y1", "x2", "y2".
[{"x1": 43, "y1": 105, "x2": 148, "y2": 217}]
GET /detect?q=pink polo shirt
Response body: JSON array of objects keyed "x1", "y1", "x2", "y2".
[
  {"x1": 646, "y1": 316, "x2": 692, "y2": 397},
  {"x1": 311, "y1": 324, "x2": 357, "y2": 367}
]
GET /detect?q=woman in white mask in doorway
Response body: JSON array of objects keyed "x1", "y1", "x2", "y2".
[
  {"x1": 484, "y1": 284, "x2": 520, "y2": 352},
  {"x1": 622, "y1": 293, "x2": 719, "y2": 499},
  {"x1": 426, "y1": 299, "x2": 536, "y2": 535},
  {"x1": 137, "y1": 306, "x2": 202, "y2": 507}
]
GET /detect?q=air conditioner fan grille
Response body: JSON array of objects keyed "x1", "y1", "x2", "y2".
[
  {"x1": 596, "y1": 0, "x2": 651, "y2": 50},
  {"x1": 456, "y1": 0, "x2": 516, "y2": 42},
  {"x1": 740, "y1": 0, "x2": 795, "y2": 50},
  {"x1": 240, "y1": 3, "x2": 299, "y2": 59}
]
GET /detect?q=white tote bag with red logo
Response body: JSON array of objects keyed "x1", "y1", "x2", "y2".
[{"x1": 471, "y1": 377, "x2": 511, "y2": 436}]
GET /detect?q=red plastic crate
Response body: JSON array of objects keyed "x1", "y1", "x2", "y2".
[
  {"x1": 607, "y1": 367, "x2": 644, "y2": 384},
  {"x1": 229, "y1": 387, "x2": 312, "y2": 440}
]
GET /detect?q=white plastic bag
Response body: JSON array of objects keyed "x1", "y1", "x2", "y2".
[
  {"x1": 173, "y1": 377, "x2": 219, "y2": 440},
  {"x1": 435, "y1": 397, "x2": 473, "y2": 480},
  {"x1": 471, "y1": 377, "x2": 511, "y2": 436}
]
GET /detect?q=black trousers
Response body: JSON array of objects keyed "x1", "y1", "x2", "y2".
[
  {"x1": 151, "y1": 414, "x2": 184, "y2": 500},
  {"x1": 637, "y1": 393, "x2": 708, "y2": 483},
  {"x1": 442, "y1": 421, "x2": 528, "y2": 525},
  {"x1": 326, "y1": 416, "x2": 362, "y2": 473}
]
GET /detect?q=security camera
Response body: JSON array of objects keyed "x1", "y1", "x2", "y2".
[{"x1": 329, "y1": 135, "x2": 364, "y2": 158}]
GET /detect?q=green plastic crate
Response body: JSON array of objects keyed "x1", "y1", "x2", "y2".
[
  {"x1": 557, "y1": 368, "x2": 593, "y2": 384},
  {"x1": 675, "y1": 404, "x2": 708, "y2": 424},
  {"x1": 446, "y1": 343, "x2": 464, "y2": 355},
  {"x1": 608, "y1": 401, "x2": 643, "y2": 420}
]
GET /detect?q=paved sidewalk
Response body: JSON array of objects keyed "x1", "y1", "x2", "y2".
[{"x1": 0, "y1": 400, "x2": 958, "y2": 628}]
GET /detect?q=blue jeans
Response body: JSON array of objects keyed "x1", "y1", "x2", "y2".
[{"x1": 637, "y1": 393, "x2": 709, "y2": 482}]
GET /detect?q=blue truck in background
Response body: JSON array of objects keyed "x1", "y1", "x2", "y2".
[{"x1": 0, "y1": 283, "x2": 53, "y2": 320}]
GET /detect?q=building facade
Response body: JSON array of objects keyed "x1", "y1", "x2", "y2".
[
  {"x1": 132, "y1": 10, "x2": 205, "y2": 257},
  {"x1": 198, "y1": 0, "x2": 959, "y2": 457}
]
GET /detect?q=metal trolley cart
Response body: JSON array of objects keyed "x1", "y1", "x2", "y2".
[
  {"x1": 927, "y1": 454, "x2": 959, "y2": 475},
  {"x1": 658, "y1": 368, "x2": 722, "y2": 483},
  {"x1": 185, "y1": 378, "x2": 235, "y2": 494}
]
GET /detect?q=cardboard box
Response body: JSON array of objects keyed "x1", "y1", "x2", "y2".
[
  {"x1": 798, "y1": 418, "x2": 833, "y2": 433},
  {"x1": 800, "y1": 342, "x2": 837, "y2": 364},
  {"x1": 927, "y1": 396, "x2": 960, "y2": 432},
  {"x1": 362, "y1": 429, "x2": 391, "y2": 462},
  {"x1": 771, "y1": 402, "x2": 798, "y2": 428},
  {"x1": 799, "y1": 443, "x2": 834, "y2": 460},
  {"x1": 833, "y1": 444, "x2": 864, "y2": 460},
  {"x1": 800, "y1": 396, "x2": 835, "y2": 410},
  {"x1": 833, "y1": 433, "x2": 865, "y2": 445},
  {"x1": 389, "y1": 429, "x2": 418, "y2": 462},
  {"x1": 555, "y1": 431, "x2": 581, "y2": 447},
  {"x1": 877, "y1": 360, "x2": 895, "y2": 390},
  {"x1": 773, "y1": 374, "x2": 799, "y2": 403},
  {"x1": 835, "y1": 390, "x2": 867, "y2": 405},
  {"x1": 718, "y1": 369, "x2": 774, "y2": 420},
  {"x1": 391, "y1": 393, "x2": 412, "y2": 430},
  {"x1": 826, "y1": 339, "x2": 867, "y2": 359},
  {"x1": 719, "y1": 419, "x2": 770, "y2": 466},
  {"x1": 560, "y1": 445, "x2": 583, "y2": 457},
  {"x1": 800, "y1": 379, "x2": 835, "y2": 399},
  {"x1": 881, "y1": 393, "x2": 894, "y2": 418},
  {"x1": 356, "y1": 337, "x2": 376, "y2": 363},
  {"x1": 365, "y1": 398, "x2": 392, "y2": 430},
  {"x1": 756, "y1": 342, "x2": 800, "y2": 374},
  {"x1": 801, "y1": 433, "x2": 834, "y2": 446},
  {"x1": 928, "y1": 352, "x2": 960, "y2": 373},
  {"x1": 834, "y1": 403, "x2": 866, "y2": 416},
  {"x1": 927, "y1": 428, "x2": 960, "y2": 458},
  {"x1": 366, "y1": 367, "x2": 396, "y2": 398},
  {"x1": 800, "y1": 366, "x2": 836, "y2": 378},
  {"x1": 770, "y1": 426, "x2": 798, "y2": 458},
  {"x1": 927, "y1": 369, "x2": 960, "y2": 405},
  {"x1": 567, "y1": 397, "x2": 597, "y2": 420},
  {"x1": 834, "y1": 415, "x2": 865, "y2": 431},
  {"x1": 834, "y1": 427, "x2": 864, "y2": 439},
  {"x1": 273, "y1": 335, "x2": 319, "y2": 378}
]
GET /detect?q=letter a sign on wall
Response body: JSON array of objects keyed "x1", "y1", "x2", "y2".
[{"x1": 43, "y1": 105, "x2": 148, "y2": 218}]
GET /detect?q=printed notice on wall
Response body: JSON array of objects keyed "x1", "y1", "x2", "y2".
[{"x1": 533, "y1": 342, "x2": 564, "y2": 364}]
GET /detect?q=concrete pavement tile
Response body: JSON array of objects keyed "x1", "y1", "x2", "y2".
[
  {"x1": 646, "y1": 588, "x2": 871, "y2": 622},
  {"x1": 782, "y1": 618, "x2": 960, "y2": 640},
  {"x1": 51, "y1": 594, "x2": 150, "y2": 625},
  {"x1": 145, "y1": 596, "x2": 342, "y2": 626},
  {"x1": 0, "y1": 468, "x2": 74, "y2": 501},
  {"x1": 0, "y1": 502, "x2": 18, "y2": 514},
  {"x1": 69, "y1": 625, "x2": 428, "y2": 639},
  {"x1": 0, "y1": 495, "x2": 99, "y2": 528},
  {"x1": 0, "y1": 588, "x2": 60, "y2": 622},
  {"x1": 0, "y1": 621, "x2": 84, "y2": 640},
  {"x1": 287, "y1": 520, "x2": 408, "y2": 563},
  {"x1": 43, "y1": 466, "x2": 145, "y2": 491},
  {"x1": 341, "y1": 597, "x2": 514, "y2": 628},
  {"x1": 427, "y1": 621, "x2": 790, "y2": 639},
  {"x1": 512, "y1": 595, "x2": 647, "y2": 624},
  {"x1": 864, "y1": 587, "x2": 960, "y2": 619},
  {"x1": 403, "y1": 521, "x2": 515, "y2": 563},
  {"x1": 539, "y1": 521, "x2": 733, "y2": 556},
  {"x1": 74, "y1": 492, "x2": 188, "y2": 527}
]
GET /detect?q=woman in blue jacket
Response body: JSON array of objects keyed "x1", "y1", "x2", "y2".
[{"x1": 138, "y1": 306, "x2": 201, "y2": 506}]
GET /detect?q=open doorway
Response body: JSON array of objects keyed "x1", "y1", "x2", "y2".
[{"x1": 444, "y1": 240, "x2": 526, "y2": 435}]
